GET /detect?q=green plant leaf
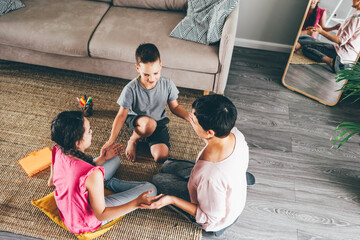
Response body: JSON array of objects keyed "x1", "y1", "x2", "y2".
[{"x1": 337, "y1": 132, "x2": 359, "y2": 148}]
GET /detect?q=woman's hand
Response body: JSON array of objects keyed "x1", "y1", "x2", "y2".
[
  {"x1": 135, "y1": 191, "x2": 165, "y2": 207},
  {"x1": 139, "y1": 194, "x2": 174, "y2": 209},
  {"x1": 307, "y1": 24, "x2": 323, "y2": 35}
]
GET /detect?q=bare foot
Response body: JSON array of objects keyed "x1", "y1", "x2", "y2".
[{"x1": 126, "y1": 140, "x2": 137, "y2": 162}]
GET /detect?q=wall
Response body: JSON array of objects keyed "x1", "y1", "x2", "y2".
[{"x1": 235, "y1": 0, "x2": 309, "y2": 52}]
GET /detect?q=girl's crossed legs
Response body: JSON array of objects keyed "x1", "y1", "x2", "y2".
[{"x1": 100, "y1": 156, "x2": 157, "y2": 225}]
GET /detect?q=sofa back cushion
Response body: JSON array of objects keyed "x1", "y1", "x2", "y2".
[
  {"x1": 89, "y1": 7, "x2": 219, "y2": 74},
  {"x1": 113, "y1": 0, "x2": 187, "y2": 11}
]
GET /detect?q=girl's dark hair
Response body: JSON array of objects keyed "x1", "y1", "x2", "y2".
[
  {"x1": 192, "y1": 94, "x2": 237, "y2": 138},
  {"x1": 51, "y1": 111, "x2": 95, "y2": 165},
  {"x1": 305, "y1": 2, "x2": 319, "y2": 28}
]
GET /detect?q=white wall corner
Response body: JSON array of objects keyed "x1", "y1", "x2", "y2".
[{"x1": 235, "y1": 38, "x2": 293, "y2": 53}]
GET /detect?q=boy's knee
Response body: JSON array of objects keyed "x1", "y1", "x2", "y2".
[
  {"x1": 151, "y1": 143, "x2": 168, "y2": 163},
  {"x1": 135, "y1": 117, "x2": 157, "y2": 136},
  {"x1": 154, "y1": 155, "x2": 168, "y2": 163}
]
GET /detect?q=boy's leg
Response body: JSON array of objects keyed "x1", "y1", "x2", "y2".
[
  {"x1": 150, "y1": 144, "x2": 168, "y2": 163},
  {"x1": 126, "y1": 115, "x2": 157, "y2": 162},
  {"x1": 148, "y1": 117, "x2": 170, "y2": 163},
  {"x1": 104, "y1": 178, "x2": 157, "y2": 207}
]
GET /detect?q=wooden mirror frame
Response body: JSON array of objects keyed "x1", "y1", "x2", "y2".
[{"x1": 281, "y1": 0, "x2": 360, "y2": 106}]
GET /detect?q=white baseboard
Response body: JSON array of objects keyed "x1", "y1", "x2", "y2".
[{"x1": 234, "y1": 38, "x2": 293, "y2": 53}]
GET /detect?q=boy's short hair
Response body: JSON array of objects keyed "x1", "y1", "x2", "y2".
[
  {"x1": 192, "y1": 94, "x2": 237, "y2": 138},
  {"x1": 135, "y1": 43, "x2": 161, "y2": 65}
]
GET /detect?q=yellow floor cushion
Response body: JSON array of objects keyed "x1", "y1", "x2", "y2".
[{"x1": 31, "y1": 190, "x2": 124, "y2": 240}]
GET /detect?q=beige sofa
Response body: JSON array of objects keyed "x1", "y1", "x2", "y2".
[{"x1": 0, "y1": 0, "x2": 239, "y2": 94}]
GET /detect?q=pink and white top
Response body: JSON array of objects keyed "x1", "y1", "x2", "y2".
[
  {"x1": 52, "y1": 145, "x2": 105, "y2": 234},
  {"x1": 303, "y1": 7, "x2": 325, "y2": 38},
  {"x1": 187, "y1": 127, "x2": 249, "y2": 232},
  {"x1": 335, "y1": 11, "x2": 360, "y2": 64}
]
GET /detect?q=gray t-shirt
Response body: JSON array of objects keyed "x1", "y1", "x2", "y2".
[{"x1": 117, "y1": 76, "x2": 179, "y2": 121}]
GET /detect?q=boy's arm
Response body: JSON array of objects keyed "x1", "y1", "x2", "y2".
[
  {"x1": 168, "y1": 100, "x2": 191, "y2": 122},
  {"x1": 101, "y1": 106, "x2": 129, "y2": 152}
]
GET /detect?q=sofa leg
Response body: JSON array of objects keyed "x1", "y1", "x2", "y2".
[{"x1": 203, "y1": 91, "x2": 210, "y2": 95}]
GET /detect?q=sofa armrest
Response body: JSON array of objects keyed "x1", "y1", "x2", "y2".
[{"x1": 214, "y1": 2, "x2": 239, "y2": 94}]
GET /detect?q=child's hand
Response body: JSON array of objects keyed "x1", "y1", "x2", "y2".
[
  {"x1": 189, "y1": 113, "x2": 197, "y2": 126},
  {"x1": 139, "y1": 195, "x2": 173, "y2": 209},
  {"x1": 135, "y1": 191, "x2": 164, "y2": 207},
  {"x1": 102, "y1": 143, "x2": 123, "y2": 160},
  {"x1": 100, "y1": 140, "x2": 115, "y2": 157},
  {"x1": 184, "y1": 112, "x2": 192, "y2": 123}
]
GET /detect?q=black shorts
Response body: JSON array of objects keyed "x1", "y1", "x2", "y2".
[{"x1": 125, "y1": 115, "x2": 170, "y2": 148}]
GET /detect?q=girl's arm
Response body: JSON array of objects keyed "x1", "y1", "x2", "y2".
[
  {"x1": 47, "y1": 164, "x2": 54, "y2": 187},
  {"x1": 140, "y1": 195, "x2": 197, "y2": 217},
  {"x1": 86, "y1": 169, "x2": 161, "y2": 221},
  {"x1": 168, "y1": 100, "x2": 191, "y2": 122}
]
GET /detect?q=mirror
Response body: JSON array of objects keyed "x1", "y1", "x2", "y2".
[{"x1": 282, "y1": 0, "x2": 360, "y2": 106}]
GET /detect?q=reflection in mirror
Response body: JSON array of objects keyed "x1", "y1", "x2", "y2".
[{"x1": 282, "y1": 0, "x2": 360, "y2": 106}]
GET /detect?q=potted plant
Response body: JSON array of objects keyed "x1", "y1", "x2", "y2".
[{"x1": 332, "y1": 62, "x2": 360, "y2": 148}]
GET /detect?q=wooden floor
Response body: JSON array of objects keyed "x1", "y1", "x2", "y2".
[
  {"x1": 2, "y1": 47, "x2": 360, "y2": 240},
  {"x1": 284, "y1": 63, "x2": 345, "y2": 106}
]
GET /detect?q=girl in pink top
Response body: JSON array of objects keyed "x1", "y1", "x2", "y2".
[
  {"x1": 141, "y1": 95, "x2": 253, "y2": 237},
  {"x1": 302, "y1": 0, "x2": 360, "y2": 72},
  {"x1": 48, "y1": 111, "x2": 161, "y2": 234},
  {"x1": 296, "y1": 0, "x2": 340, "y2": 51}
]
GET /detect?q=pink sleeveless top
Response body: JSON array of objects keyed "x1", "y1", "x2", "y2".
[
  {"x1": 52, "y1": 145, "x2": 105, "y2": 234},
  {"x1": 303, "y1": 7, "x2": 325, "y2": 38}
]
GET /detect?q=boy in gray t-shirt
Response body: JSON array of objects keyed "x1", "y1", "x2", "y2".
[{"x1": 102, "y1": 43, "x2": 191, "y2": 163}]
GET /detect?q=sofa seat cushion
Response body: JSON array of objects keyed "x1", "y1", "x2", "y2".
[
  {"x1": 0, "y1": 0, "x2": 110, "y2": 57},
  {"x1": 89, "y1": 7, "x2": 219, "y2": 74}
]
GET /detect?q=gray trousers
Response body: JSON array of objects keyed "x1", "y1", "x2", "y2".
[
  {"x1": 302, "y1": 41, "x2": 338, "y2": 63},
  {"x1": 152, "y1": 158, "x2": 195, "y2": 202}
]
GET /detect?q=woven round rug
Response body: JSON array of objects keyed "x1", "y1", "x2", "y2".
[{"x1": 0, "y1": 60, "x2": 204, "y2": 240}]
